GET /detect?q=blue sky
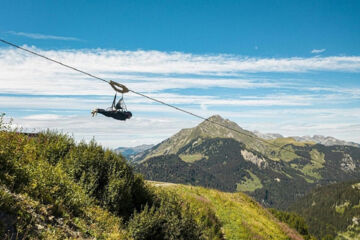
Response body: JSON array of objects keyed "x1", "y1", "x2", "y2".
[
  {"x1": 0, "y1": 0, "x2": 360, "y2": 147},
  {"x1": 2, "y1": 0, "x2": 360, "y2": 55}
]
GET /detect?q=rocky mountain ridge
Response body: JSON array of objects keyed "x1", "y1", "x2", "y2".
[
  {"x1": 253, "y1": 131, "x2": 360, "y2": 147},
  {"x1": 120, "y1": 115, "x2": 359, "y2": 162},
  {"x1": 132, "y1": 115, "x2": 267, "y2": 163}
]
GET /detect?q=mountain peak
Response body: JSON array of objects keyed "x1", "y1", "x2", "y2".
[
  {"x1": 134, "y1": 115, "x2": 266, "y2": 162},
  {"x1": 207, "y1": 114, "x2": 225, "y2": 122},
  {"x1": 200, "y1": 115, "x2": 243, "y2": 131}
]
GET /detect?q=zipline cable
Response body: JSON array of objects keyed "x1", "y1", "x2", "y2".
[{"x1": 1, "y1": 38, "x2": 358, "y2": 179}]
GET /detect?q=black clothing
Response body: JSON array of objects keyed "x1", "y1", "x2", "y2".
[
  {"x1": 96, "y1": 109, "x2": 132, "y2": 121},
  {"x1": 92, "y1": 93, "x2": 132, "y2": 121}
]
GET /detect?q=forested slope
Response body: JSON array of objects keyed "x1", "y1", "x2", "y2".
[{"x1": 289, "y1": 181, "x2": 360, "y2": 240}]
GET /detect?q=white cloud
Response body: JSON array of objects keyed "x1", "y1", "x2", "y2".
[
  {"x1": 1, "y1": 47, "x2": 360, "y2": 75},
  {"x1": 1, "y1": 46, "x2": 360, "y2": 147},
  {"x1": 305, "y1": 87, "x2": 360, "y2": 97},
  {"x1": 23, "y1": 114, "x2": 65, "y2": 120},
  {"x1": 311, "y1": 49, "x2": 326, "y2": 54},
  {"x1": 0, "y1": 47, "x2": 360, "y2": 97},
  {"x1": 7, "y1": 31, "x2": 81, "y2": 41}
]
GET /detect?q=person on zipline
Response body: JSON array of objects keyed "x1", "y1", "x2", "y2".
[
  {"x1": 91, "y1": 81, "x2": 132, "y2": 121},
  {"x1": 92, "y1": 108, "x2": 132, "y2": 121},
  {"x1": 92, "y1": 93, "x2": 132, "y2": 121}
]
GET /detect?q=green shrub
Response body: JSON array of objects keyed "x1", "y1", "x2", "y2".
[
  {"x1": 0, "y1": 130, "x2": 30, "y2": 192},
  {"x1": 127, "y1": 191, "x2": 202, "y2": 240},
  {"x1": 321, "y1": 234, "x2": 333, "y2": 240},
  {"x1": 36, "y1": 130, "x2": 75, "y2": 165},
  {"x1": 0, "y1": 119, "x2": 90, "y2": 217},
  {"x1": 24, "y1": 159, "x2": 91, "y2": 216},
  {"x1": 196, "y1": 206, "x2": 224, "y2": 240},
  {"x1": 62, "y1": 140, "x2": 153, "y2": 219},
  {"x1": 0, "y1": 186, "x2": 41, "y2": 239},
  {"x1": 269, "y1": 208, "x2": 315, "y2": 240}
]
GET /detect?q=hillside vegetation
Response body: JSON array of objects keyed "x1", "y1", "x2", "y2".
[
  {"x1": 0, "y1": 116, "x2": 208, "y2": 239},
  {"x1": 0, "y1": 115, "x2": 305, "y2": 239},
  {"x1": 289, "y1": 181, "x2": 360, "y2": 240},
  {"x1": 151, "y1": 182, "x2": 312, "y2": 240}
]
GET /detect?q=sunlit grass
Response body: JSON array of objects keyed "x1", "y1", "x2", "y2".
[
  {"x1": 152, "y1": 182, "x2": 301, "y2": 240},
  {"x1": 236, "y1": 170, "x2": 263, "y2": 192}
]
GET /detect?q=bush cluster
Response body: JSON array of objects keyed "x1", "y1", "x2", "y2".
[
  {"x1": 128, "y1": 191, "x2": 202, "y2": 240},
  {"x1": 269, "y1": 208, "x2": 316, "y2": 240},
  {"x1": 0, "y1": 115, "x2": 215, "y2": 239}
]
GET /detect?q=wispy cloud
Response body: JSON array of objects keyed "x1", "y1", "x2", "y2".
[
  {"x1": 311, "y1": 49, "x2": 326, "y2": 54},
  {"x1": 7, "y1": 31, "x2": 81, "y2": 41},
  {"x1": 23, "y1": 114, "x2": 64, "y2": 120},
  {"x1": 0, "y1": 47, "x2": 360, "y2": 97},
  {"x1": 1, "y1": 47, "x2": 359, "y2": 81}
]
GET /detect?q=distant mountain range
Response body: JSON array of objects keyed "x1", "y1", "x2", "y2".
[
  {"x1": 128, "y1": 115, "x2": 360, "y2": 210},
  {"x1": 253, "y1": 131, "x2": 360, "y2": 148},
  {"x1": 114, "y1": 144, "x2": 154, "y2": 159},
  {"x1": 117, "y1": 117, "x2": 359, "y2": 161}
]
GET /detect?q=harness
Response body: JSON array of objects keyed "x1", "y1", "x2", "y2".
[{"x1": 109, "y1": 93, "x2": 128, "y2": 111}]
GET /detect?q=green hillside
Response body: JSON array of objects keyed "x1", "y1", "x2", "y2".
[
  {"x1": 150, "y1": 182, "x2": 308, "y2": 240},
  {"x1": 0, "y1": 115, "x2": 305, "y2": 240},
  {"x1": 289, "y1": 181, "x2": 360, "y2": 240},
  {"x1": 0, "y1": 117, "x2": 204, "y2": 239}
]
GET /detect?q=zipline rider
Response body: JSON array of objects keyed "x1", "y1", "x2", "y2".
[{"x1": 91, "y1": 81, "x2": 132, "y2": 121}]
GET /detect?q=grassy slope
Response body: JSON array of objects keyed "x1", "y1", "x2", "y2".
[
  {"x1": 236, "y1": 170, "x2": 263, "y2": 192},
  {"x1": 152, "y1": 182, "x2": 304, "y2": 240}
]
